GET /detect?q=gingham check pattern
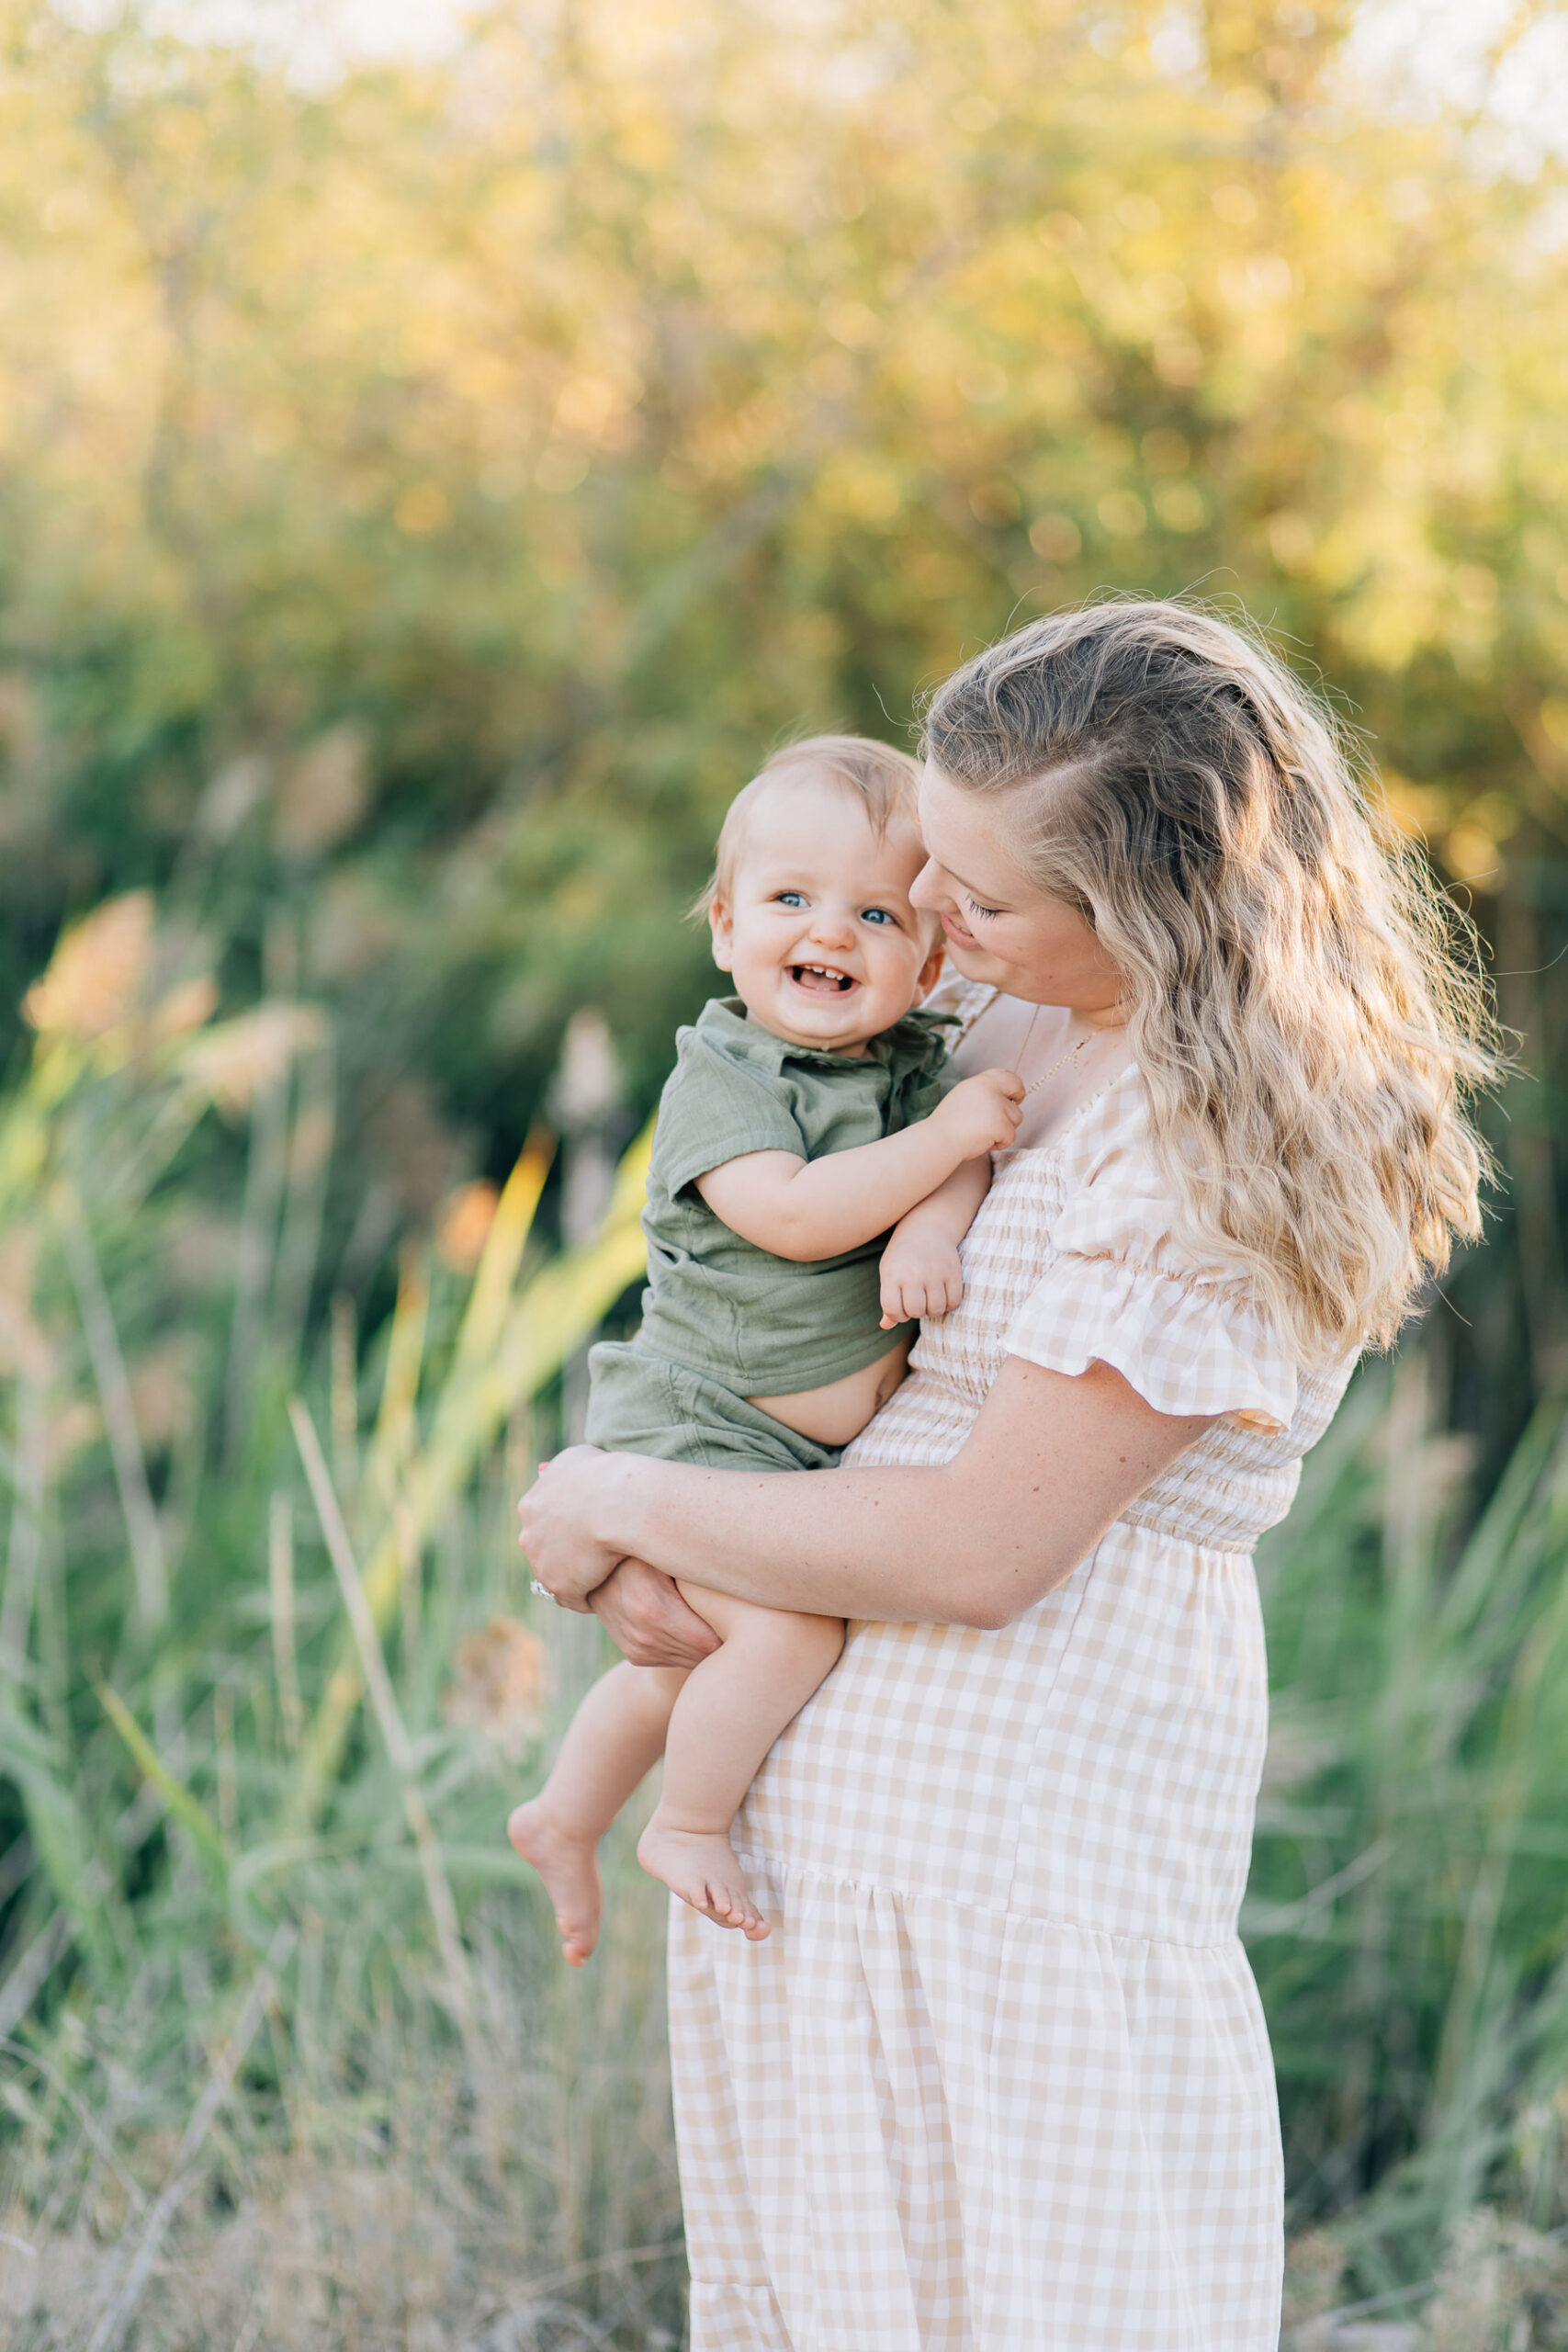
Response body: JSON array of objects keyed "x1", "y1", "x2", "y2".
[{"x1": 670, "y1": 1001, "x2": 1354, "y2": 2350}]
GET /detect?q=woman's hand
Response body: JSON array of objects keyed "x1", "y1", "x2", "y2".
[
  {"x1": 519, "y1": 1448, "x2": 720, "y2": 1665},
  {"x1": 518, "y1": 1443, "x2": 637, "y2": 1610},
  {"x1": 589, "y1": 1559, "x2": 721, "y2": 1668}
]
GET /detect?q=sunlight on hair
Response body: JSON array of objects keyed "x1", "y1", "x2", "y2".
[{"x1": 924, "y1": 598, "x2": 1500, "y2": 1360}]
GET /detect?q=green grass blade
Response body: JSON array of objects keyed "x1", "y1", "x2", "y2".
[
  {"x1": 96, "y1": 1683, "x2": 229, "y2": 1888},
  {"x1": 283, "y1": 1119, "x2": 651, "y2": 1831}
]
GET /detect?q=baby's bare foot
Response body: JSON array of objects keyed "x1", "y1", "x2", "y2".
[
  {"x1": 637, "y1": 1816, "x2": 770, "y2": 1940},
  {"x1": 508, "y1": 1799, "x2": 603, "y2": 1966}
]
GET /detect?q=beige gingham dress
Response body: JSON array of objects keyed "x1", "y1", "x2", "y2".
[{"x1": 668, "y1": 1015, "x2": 1353, "y2": 2352}]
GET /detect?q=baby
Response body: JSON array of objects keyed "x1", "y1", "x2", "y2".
[{"x1": 509, "y1": 737, "x2": 1022, "y2": 1961}]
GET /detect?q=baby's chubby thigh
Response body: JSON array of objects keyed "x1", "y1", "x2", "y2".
[{"x1": 673, "y1": 1580, "x2": 845, "y2": 1678}]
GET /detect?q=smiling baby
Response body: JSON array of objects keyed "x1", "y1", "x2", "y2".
[{"x1": 509, "y1": 737, "x2": 1022, "y2": 1958}]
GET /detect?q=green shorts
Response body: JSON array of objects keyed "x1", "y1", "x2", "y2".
[{"x1": 584, "y1": 1340, "x2": 840, "y2": 1473}]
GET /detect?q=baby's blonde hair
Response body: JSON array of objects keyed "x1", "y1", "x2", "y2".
[
  {"x1": 694, "y1": 734, "x2": 922, "y2": 920},
  {"x1": 924, "y1": 599, "x2": 1499, "y2": 1361}
]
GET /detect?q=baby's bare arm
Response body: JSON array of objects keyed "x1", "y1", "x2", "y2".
[
  {"x1": 695, "y1": 1069, "x2": 1022, "y2": 1261},
  {"x1": 878, "y1": 1157, "x2": 992, "y2": 1327}
]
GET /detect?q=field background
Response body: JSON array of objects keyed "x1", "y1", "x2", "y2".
[{"x1": 4, "y1": 1, "x2": 1568, "y2": 2344}]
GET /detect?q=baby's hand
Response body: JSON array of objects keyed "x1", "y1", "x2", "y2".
[
  {"x1": 932, "y1": 1067, "x2": 1025, "y2": 1160},
  {"x1": 879, "y1": 1227, "x2": 964, "y2": 1329}
]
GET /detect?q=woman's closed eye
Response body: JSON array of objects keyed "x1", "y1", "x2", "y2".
[{"x1": 966, "y1": 896, "x2": 1003, "y2": 921}]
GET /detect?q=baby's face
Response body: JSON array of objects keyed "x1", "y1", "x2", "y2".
[{"x1": 710, "y1": 773, "x2": 942, "y2": 1056}]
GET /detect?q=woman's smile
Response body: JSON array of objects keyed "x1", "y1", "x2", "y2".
[{"x1": 912, "y1": 765, "x2": 1123, "y2": 1017}]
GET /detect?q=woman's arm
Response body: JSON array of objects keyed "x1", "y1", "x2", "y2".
[
  {"x1": 520, "y1": 1357, "x2": 1213, "y2": 1632},
  {"x1": 588, "y1": 1558, "x2": 721, "y2": 1666}
]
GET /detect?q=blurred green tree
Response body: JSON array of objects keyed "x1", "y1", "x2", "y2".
[{"x1": 1, "y1": 0, "x2": 1564, "y2": 1382}]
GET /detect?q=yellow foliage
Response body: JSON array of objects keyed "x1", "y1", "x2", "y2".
[
  {"x1": 434, "y1": 1181, "x2": 501, "y2": 1276},
  {"x1": 23, "y1": 894, "x2": 155, "y2": 1042},
  {"x1": 275, "y1": 724, "x2": 372, "y2": 856},
  {"x1": 185, "y1": 1003, "x2": 328, "y2": 1116}
]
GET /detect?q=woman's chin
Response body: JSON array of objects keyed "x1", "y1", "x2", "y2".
[{"x1": 942, "y1": 936, "x2": 1012, "y2": 989}]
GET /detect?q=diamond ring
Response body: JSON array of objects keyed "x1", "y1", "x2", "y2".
[{"x1": 529, "y1": 1577, "x2": 558, "y2": 1603}]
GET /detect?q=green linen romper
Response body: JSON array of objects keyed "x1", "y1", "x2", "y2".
[{"x1": 585, "y1": 997, "x2": 950, "y2": 1473}]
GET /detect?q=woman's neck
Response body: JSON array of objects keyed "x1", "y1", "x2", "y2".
[
  {"x1": 956, "y1": 993, "x2": 1134, "y2": 1151},
  {"x1": 1068, "y1": 999, "x2": 1127, "y2": 1035}
]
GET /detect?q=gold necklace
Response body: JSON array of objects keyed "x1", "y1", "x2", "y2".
[
  {"x1": 1006, "y1": 997, "x2": 1090, "y2": 1095},
  {"x1": 1021, "y1": 1023, "x2": 1092, "y2": 1098},
  {"x1": 954, "y1": 986, "x2": 1101, "y2": 1098}
]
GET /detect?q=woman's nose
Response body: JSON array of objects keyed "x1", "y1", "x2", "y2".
[{"x1": 909, "y1": 859, "x2": 945, "y2": 912}]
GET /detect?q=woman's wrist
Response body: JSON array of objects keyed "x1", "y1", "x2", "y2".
[{"x1": 589, "y1": 1447, "x2": 657, "y2": 1566}]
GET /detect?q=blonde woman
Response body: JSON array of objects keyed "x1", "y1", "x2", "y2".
[{"x1": 520, "y1": 601, "x2": 1494, "y2": 2351}]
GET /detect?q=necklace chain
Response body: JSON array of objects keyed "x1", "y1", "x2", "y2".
[
  {"x1": 995, "y1": 998, "x2": 1093, "y2": 1099},
  {"x1": 1021, "y1": 1027, "x2": 1091, "y2": 1098}
]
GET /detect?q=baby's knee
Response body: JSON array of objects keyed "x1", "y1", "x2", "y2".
[{"x1": 775, "y1": 1610, "x2": 845, "y2": 1676}]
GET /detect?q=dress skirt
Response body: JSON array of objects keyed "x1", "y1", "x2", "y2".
[{"x1": 668, "y1": 1525, "x2": 1284, "y2": 2352}]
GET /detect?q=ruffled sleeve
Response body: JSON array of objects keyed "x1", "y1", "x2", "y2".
[{"x1": 1004, "y1": 1107, "x2": 1302, "y2": 1435}]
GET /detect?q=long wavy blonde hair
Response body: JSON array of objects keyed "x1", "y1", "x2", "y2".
[{"x1": 924, "y1": 600, "x2": 1499, "y2": 1359}]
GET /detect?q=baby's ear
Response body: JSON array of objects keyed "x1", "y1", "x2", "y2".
[
  {"x1": 708, "y1": 898, "x2": 735, "y2": 972},
  {"x1": 914, "y1": 939, "x2": 946, "y2": 1002}
]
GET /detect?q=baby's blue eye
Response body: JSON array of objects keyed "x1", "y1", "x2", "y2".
[
  {"x1": 775, "y1": 891, "x2": 806, "y2": 908},
  {"x1": 862, "y1": 907, "x2": 896, "y2": 926}
]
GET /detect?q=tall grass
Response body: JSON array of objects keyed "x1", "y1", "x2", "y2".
[
  {"x1": 7, "y1": 895, "x2": 1568, "y2": 2346},
  {"x1": 0, "y1": 899, "x2": 678, "y2": 2347},
  {"x1": 1258, "y1": 1354, "x2": 1568, "y2": 2335}
]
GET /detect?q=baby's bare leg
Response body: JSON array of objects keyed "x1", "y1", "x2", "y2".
[
  {"x1": 636, "y1": 1588, "x2": 843, "y2": 1940},
  {"x1": 510, "y1": 1661, "x2": 686, "y2": 1966}
]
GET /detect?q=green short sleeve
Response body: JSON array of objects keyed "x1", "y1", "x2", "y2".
[{"x1": 650, "y1": 1025, "x2": 809, "y2": 1199}]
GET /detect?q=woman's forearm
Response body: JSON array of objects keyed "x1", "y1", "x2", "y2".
[
  {"x1": 623, "y1": 1454, "x2": 986, "y2": 1621},
  {"x1": 594, "y1": 1358, "x2": 1212, "y2": 1629}
]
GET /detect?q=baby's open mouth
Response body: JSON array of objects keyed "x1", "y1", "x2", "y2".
[{"x1": 789, "y1": 964, "x2": 858, "y2": 995}]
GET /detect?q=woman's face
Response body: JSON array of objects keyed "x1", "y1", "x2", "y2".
[{"x1": 911, "y1": 763, "x2": 1124, "y2": 1019}]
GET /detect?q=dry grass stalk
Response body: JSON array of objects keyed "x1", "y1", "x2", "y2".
[
  {"x1": 57, "y1": 1193, "x2": 167, "y2": 1628},
  {"x1": 268, "y1": 1490, "x2": 303, "y2": 1752},
  {"x1": 83, "y1": 1925, "x2": 297, "y2": 2352},
  {"x1": 288, "y1": 1397, "x2": 505, "y2": 2184},
  {"x1": 21, "y1": 894, "x2": 155, "y2": 1043}
]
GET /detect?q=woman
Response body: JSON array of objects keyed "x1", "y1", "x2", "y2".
[{"x1": 521, "y1": 601, "x2": 1494, "y2": 2350}]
